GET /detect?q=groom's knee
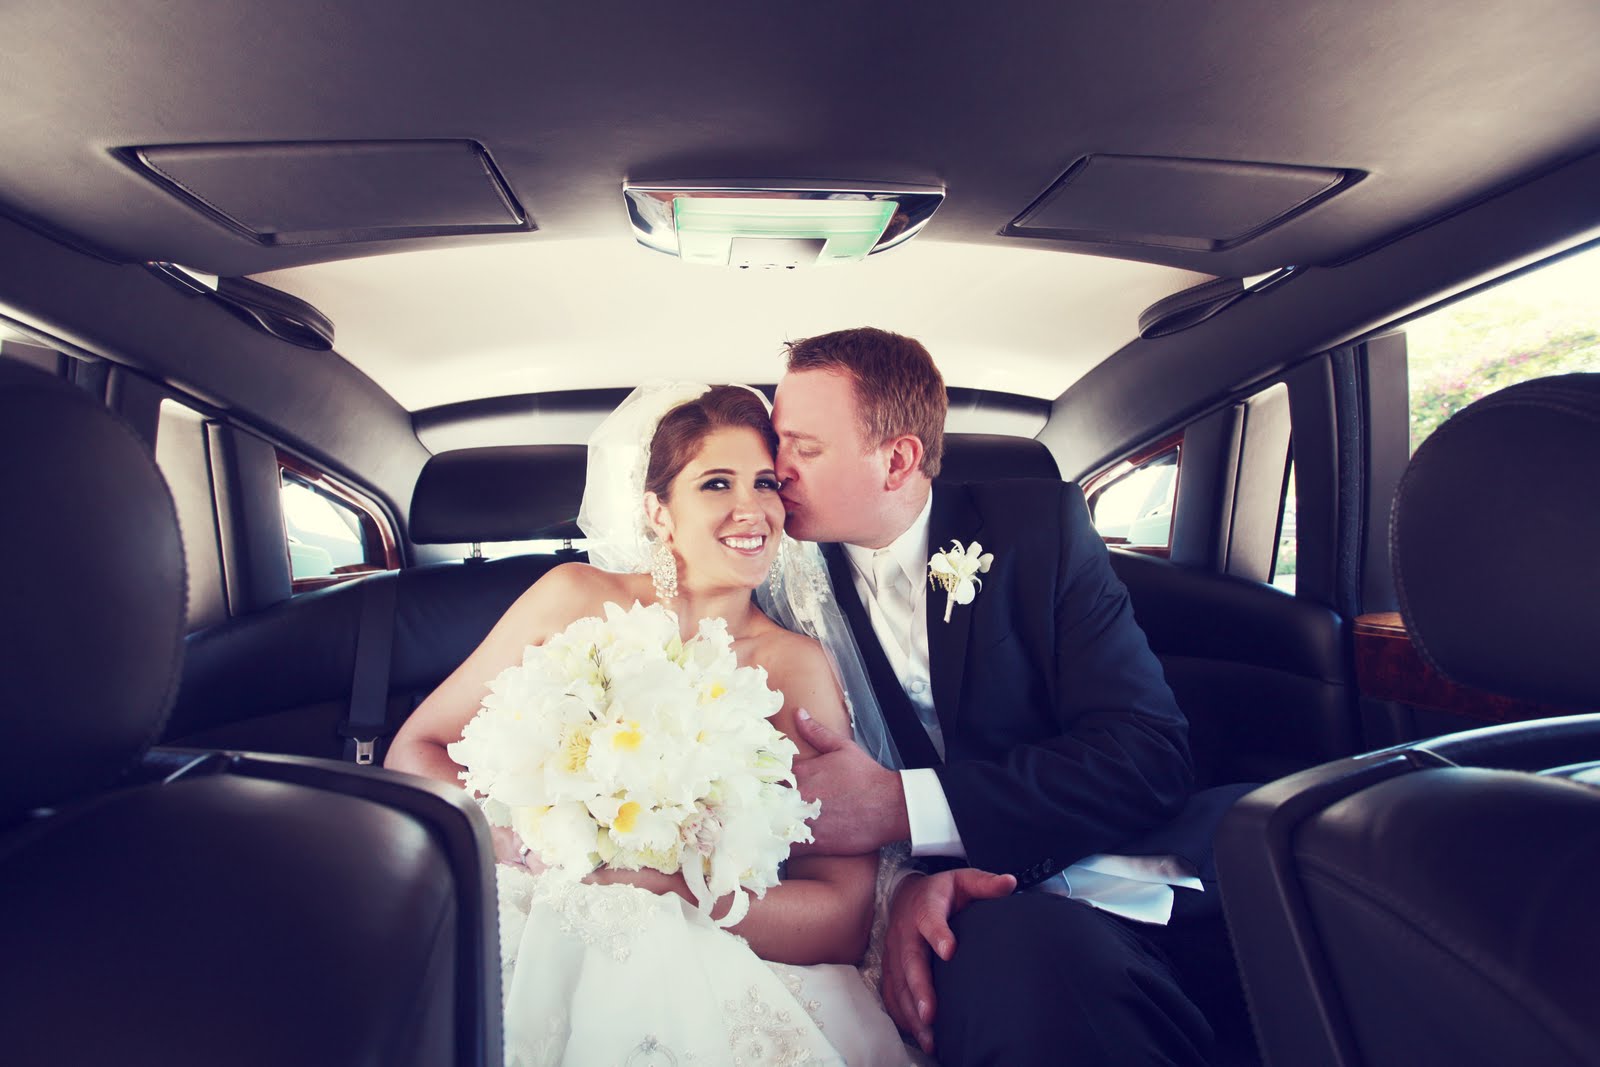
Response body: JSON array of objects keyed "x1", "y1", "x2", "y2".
[{"x1": 931, "y1": 893, "x2": 1212, "y2": 1065}]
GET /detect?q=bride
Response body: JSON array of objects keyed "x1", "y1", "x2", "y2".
[{"x1": 387, "y1": 383, "x2": 915, "y2": 1066}]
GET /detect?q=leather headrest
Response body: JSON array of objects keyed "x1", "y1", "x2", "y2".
[
  {"x1": 410, "y1": 445, "x2": 588, "y2": 544},
  {"x1": 0, "y1": 364, "x2": 186, "y2": 817},
  {"x1": 939, "y1": 433, "x2": 1061, "y2": 483},
  {"x1": 1393, "y1": 373, "x2": 1600, "y2": 710}
]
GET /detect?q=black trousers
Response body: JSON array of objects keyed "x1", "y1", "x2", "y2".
[{"x1": 931, "y1": 892, "x2": 1220, "y2": 1066}]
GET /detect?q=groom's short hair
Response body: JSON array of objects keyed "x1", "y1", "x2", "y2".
[{"x1": 783, "y1": 327, "x2": 946, "y2": 478}]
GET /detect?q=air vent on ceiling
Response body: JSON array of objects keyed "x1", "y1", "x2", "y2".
[
  {"x1": 1004, "y1": 154, "x2": 1361, "y2": 252},
  {"x1": 127, "y1": 139, "x2": 532, "y2": 247}
]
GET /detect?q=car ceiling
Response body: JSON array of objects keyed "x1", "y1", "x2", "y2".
[{"x1": 3, "y1": 1, "x2": 1600, "y2": 418}]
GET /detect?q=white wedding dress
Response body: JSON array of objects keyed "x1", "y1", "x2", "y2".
[{"x1": 496, "y1": 863, "x2": 919, "y2": 1067}]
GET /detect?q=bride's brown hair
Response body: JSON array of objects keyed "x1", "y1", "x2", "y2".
[{"x1": 644, "y1": 386, "x2": 779, "y2": 500}]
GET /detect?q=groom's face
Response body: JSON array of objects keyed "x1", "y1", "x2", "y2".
[{"x1": 772, "y1": 368, "x2": 892, "y2": 547}]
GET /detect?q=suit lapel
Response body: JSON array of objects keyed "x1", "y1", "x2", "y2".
[
  {"x1": 928, "y1": 483, "x2": 983, "y2": 739},
  {"x1": 821, "y1": 542, "x2": 941, "y2": 769}
]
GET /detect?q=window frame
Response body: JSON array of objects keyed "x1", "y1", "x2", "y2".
[
  {"x1": 277, "y1": 450, "x2": 401, "y2": 593},
  {"x1": 1082, "y1": 430, "x2": 1183, "y2": 558}
]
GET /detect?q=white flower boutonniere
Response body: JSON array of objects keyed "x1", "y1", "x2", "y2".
[{"x1": 927, "y1": 540, "x2": 994, "y2": 622}]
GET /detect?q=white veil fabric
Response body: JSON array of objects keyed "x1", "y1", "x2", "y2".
[
  {"x1": 576, "y1": 381, "x2": 712, "y2": 574},
  {"x1": 757, "y1": 538, "x2": 902, "y2": 770},
  {"x1": 574, "y1": 382, "x2": 900, "y2": 770}
]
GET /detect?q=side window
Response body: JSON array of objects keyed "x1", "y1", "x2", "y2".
[
  {"x1": 1271, "y1": 459, "x2": 1296, "y2": 593},
  {"x1": 478, "y1": 537, "x2": 587, "y2": 560},
  {"x1": 1087, "y1": 439, "x2": 1180, "y2": 554},
  {"x1": 1407, "y1": 242, "x2": 1600, "y2": 453},
  {"x1": 277, "y1": 454, "x2": 398, "y2": 590}
]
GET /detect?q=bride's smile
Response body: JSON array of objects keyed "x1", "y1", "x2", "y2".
[{"x1": 719, "y1": 533, "x2": 766, "y2": 554}]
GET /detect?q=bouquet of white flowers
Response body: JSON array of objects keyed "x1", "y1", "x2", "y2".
[{"x1": 448, "y1": 600, "x2": 819, "y2": 927}]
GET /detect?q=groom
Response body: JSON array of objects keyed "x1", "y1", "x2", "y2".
[{"x1": 772, "y1": 327, "x2": 1214, "y2": 1064}]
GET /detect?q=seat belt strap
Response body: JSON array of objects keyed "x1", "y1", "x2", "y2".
[{"x1": 342, "y1": 573, "x2": 398, "y2": 765}]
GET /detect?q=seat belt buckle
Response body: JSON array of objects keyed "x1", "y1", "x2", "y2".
[{"x1": 337, "y1": 719, "x2": 391, "y2": 765}]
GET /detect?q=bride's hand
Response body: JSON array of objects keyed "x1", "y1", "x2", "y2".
[{"x1": 490, "y1": 825, "x2": 548, "y2": 874}]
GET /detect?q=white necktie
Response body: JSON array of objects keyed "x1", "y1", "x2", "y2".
[{"x1": 871, "y1": 550, "x2": 913, "y2": 660}]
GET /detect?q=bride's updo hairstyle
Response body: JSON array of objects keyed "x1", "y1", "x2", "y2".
[{"x1": 645, "y1": 386, "x2": 778, "y2": 501}]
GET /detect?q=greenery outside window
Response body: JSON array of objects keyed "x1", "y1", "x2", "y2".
[{"x1": 1407, "y1": 244, "x2": 1600, "y2": 453}]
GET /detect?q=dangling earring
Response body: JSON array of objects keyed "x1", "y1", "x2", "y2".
[
  {"x1": 649, "y1": 539, "x2": 678, "y2": 602},
  {"x1": 768, "y1": 537, "x2": 784, "y2": 600}
]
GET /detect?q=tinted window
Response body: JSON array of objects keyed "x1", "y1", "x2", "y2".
[
  {"x1": 1271, "y1": 460, "x2": 1296, "y2": 594},
  {"x1": 1089, "y1": 446, "x2": 1178, "y2": 550},
  {"x1": 281, "y1": 475, "x2": 368, "y2": 577},
  {"x1": 1408, "y1": 243, "x2": 1600, "y2": 453}
]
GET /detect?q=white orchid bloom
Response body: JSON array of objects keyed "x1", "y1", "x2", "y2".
[
  {"x1": 450, "y1": 602, "x2": 816, "y2": 926},
  {"x1": 927, "y1": 539, "x2": 995, "y2": 622}
]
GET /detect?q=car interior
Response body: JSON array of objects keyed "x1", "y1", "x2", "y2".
[{"x1": 1, "y1": 3, "x2": 1598, "y2": 1065}]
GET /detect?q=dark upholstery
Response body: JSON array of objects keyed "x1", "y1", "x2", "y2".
[
  {"x1": 0, "y1": 362, "x2": 185, "y2": 813},
  {"x1": 1393, "y1": 373, "x2": 1600, "y2": 709},
  {"x1": 1109, "y1": 549, "x2": 1352, "y2": 786},
  {"x1": 167, "y1": 554, "x2": 560, "y2": 757},
  {"x1": 0, "y1": 366, "x2": 501, "y2": 1067},
  {"x1": 1218, "y1": 373, "x2": 1600, "y2": 1067},
  {"x1": 169, "y1": 441, "x2": 591, "y2": 760},
  {"x1": 412, "y1": 443, "x2": 588, "y2": 543},
  {"x1": 939, "y1": 432, "x2": 1060, "y2": 483}
]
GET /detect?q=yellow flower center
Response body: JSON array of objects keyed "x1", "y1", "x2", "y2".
[
  {"x1": 612, "y1": 722, "x2": 643, "y2": 750},
  {"x1": 559, "y1": 730, "x2": 591, "y2": 772},
  {"x1": 614, "y1": 801, "x2": 641, "y2": 833}
]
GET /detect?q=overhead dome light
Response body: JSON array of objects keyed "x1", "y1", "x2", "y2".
[{"x1": 623, "y1": 180, "x2": 944, "y2": 268}]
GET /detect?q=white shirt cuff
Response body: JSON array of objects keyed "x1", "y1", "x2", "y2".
[
  {"x1": 1073, "y1": 852, "x2": 1202, "y2": 889},
  {"x1": 901, "y1": 768, "x2": 966, "y2": 858}
]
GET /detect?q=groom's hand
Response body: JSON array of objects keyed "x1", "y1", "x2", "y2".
[
  {"x1": 792, "y1": 709, "x2": 910, "y2": 854},
  {"x1": 882, "y1": 867, "x2": 1018, "y2": 1054}
]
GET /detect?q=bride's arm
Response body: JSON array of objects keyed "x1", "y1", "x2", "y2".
[
  {"x1": 591, "y1": 637, "x2": 877, "y2": 966},
  {"x1": 386, "y1": 563, "x2": 593, "y2": 785}
]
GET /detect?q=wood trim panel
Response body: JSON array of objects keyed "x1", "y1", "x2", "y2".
[
  {"x1": 1353, "y1": 612, "x2": 1578, "y2": 724},
  {"x1": 1099, "y1": 539, "x2": 1173, "y2": 558},
  {"x1": 290, "y1": 570, "x2": 381, "y2": 594}
]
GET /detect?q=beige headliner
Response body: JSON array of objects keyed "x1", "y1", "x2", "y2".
[{"x1": 257, "y1": 236, "x2": 1209, "y2": 412}]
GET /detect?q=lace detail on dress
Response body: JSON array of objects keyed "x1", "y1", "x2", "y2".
[
  {"x1": 532, "y1": 872, "x2": 660, "y2": 962},
  {"x1": 617, "y1": 1034, "x2": 697, "y2": 1066},
  {"x1": 506, "y1": 1013, "x2": 567, "y2": 1067},
  {"x1": 858, "y1": 843, "x2": 911, "y2": 995},
  {"x1": 774, "y1": 969, "x2": 825, "y2": 1031},
  {"x1": 725, "y1": 985, "x2": 826, "y2": 1066}
]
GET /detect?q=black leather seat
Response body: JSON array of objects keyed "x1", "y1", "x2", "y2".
[
  {"x1": 937, "y1": 432, "x2": 1060, "y2": 483},
  {"x1": 0, "y1": 364, "x2": 502, "y2": 1067},
  {"x1": 1216, "y1": 373, "x2": 1600, "y2": 1067},
  {"x1": 166, "y1": 444, "x2": 588, "y2": 761}
]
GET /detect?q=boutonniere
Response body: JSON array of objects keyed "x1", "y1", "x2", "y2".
[{"x1": 927, "y1": 540, "x2": 994, "y2": 622}]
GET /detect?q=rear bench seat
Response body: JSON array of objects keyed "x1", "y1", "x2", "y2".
[
  {"x1": 164, "y1": 435, "x2": 1350, "y2": 787},
  {"x1": 162, "y1": 445, "x2": 587, "y2": 764}
]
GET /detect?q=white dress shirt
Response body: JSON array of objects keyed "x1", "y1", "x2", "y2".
[{"x1": 843, "y1": 490, "x2": 1200, "y2": 924}]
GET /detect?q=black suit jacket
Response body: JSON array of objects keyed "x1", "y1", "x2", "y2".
[{"x1": 828, "y1": 479, "x2": 1194, "y2": 887}]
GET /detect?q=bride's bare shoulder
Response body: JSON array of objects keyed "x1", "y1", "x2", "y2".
[
  {"x1": 750, "y1": 624, "x2": 826, "y2": 672},
  {"x1": 749, "y1": 626, "x2": 849, "y2": 734},
  {"x1": 510, "y1": 563, "x2": 650, "y2": 629}
]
